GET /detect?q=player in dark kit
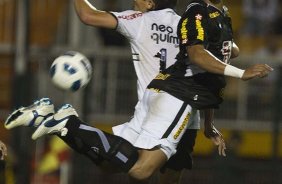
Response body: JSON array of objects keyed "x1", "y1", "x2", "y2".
[{"x1": 148, "y1": 0, "x2": 269, "y2": 109}]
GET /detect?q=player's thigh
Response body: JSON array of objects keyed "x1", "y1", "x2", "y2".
[
  {"x1": 112, "y1": 101, "x2": 148, "y2": 144},
  {"x1": 134, "y1": 90, "x2": 197, "y2": 158}
]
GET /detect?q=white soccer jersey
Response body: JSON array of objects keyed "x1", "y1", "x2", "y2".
[
  {"x1": 111, "y1": 9, "x2": 180, "y2": 100},
  {"x1": 112, "y1": 9, "x2": 200, "y2": 143}
]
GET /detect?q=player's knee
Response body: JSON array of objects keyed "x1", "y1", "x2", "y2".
[{"x1": 128, "y1": 148, "x2": 167, "y2": 180}]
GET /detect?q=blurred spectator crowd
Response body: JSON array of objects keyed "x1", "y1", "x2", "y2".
[{"x1": 239, "y1": 0, "x2": 282, "y2": 58}]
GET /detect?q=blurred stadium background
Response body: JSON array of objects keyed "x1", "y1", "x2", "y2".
[{"x1": 0, "y1": 0, "x2": 282, "y2": 183}]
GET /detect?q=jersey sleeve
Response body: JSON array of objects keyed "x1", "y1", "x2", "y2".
[
  {"x1": 178, "y1": 4, "x2": 208, "y2": 46},
  {"x1": 110, "y1": 11, "x2": 143, "y2": 40}
]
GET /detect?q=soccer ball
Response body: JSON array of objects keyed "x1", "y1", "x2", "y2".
[{"x1": 49, "y1": 51, "x2": 92, "y2": 92}]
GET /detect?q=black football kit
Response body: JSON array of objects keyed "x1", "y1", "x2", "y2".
[{"x1": 148, "y1": 0, "x2": 234, "y2": 109}]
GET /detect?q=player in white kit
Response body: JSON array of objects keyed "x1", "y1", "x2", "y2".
[
  {"x1": 73, "y1": 0, "x2": 203, "y2": 182},
  {"x1": 109, "y1": 5, "x2": 201, "y2": 148}
]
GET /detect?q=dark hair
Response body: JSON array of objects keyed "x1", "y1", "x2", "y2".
[{"x1": 153, "y1": 0, "x2": 178, "y2": 10}]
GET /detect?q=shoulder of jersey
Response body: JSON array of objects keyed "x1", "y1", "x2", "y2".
[
  {"x1": 146, "y1": 9, "x2": 179, "y2": 17},
  {"x1": 185, "y1": 1, "x2": 206, "y2": 11}
]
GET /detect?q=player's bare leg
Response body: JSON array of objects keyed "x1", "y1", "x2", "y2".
[{"x1": 128, "y1": 149, "x2": 167, "y2": 180}]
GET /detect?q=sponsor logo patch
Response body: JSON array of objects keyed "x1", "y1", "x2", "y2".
[
  {"x1": 118, "y1": 13, "x2": 143, "y2": 20},
  {"x1": 154, "y1": 73, "x2": 171, "y2": 80},
  {"x1": 209, "y1": 11, "x2": 220, "y2": 18},
  {"x1": 174, "y1": 112, "x2": 191, "y2": 139},
  {"x1": 151, "y1": 23, "x2": 179, "y2": 45},
  {"x1": 180, "y1": 18, "x2": 188, "y2": 44},
  {"x1": 195, "y1": 16, "x2": 204, "y2": 41},
  {"x1": 221, "y1": 41, "x2": 232, "y2": 63}
]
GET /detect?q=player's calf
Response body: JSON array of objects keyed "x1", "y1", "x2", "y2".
[
  {"x1": 65, "y1": 116, "x2": 139, "y2": 172},
  {"x1": 32, "y1": 105, "x2": 139, "y2": 173}
]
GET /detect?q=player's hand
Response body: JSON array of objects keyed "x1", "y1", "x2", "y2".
[
  {"x1": 242, "y1": 64, "x2": 273, "y2": 81},
  {"x1": 204, "y1": 126, "x2": 226, "y2": 157},
  {"x1": 0, "y1": 140, "x2": 7, "y2": 160}
]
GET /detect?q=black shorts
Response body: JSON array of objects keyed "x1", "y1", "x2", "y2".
[{"x1": 160, "y1": 129, "x2": 197, "y2": 172}]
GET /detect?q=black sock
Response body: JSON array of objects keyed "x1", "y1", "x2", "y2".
[
  {"x1": 64, "y1": 116, "x2": 139, "y2": 172},
  {"x1": 58, "y1": 133, "x2": 104, "y2": 165}
]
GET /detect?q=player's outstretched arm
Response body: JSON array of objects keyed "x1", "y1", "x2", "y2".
[
  {"x1": 188, "y1": 44, "x2": 227, "y2": 75},
  {"x1": 0, "y1": 140, "x2": 7, "y2": 160},
  {"x1": 203, "y1": 109, "x2": 226, "y2": 157},
  {"x1": 74, "y1": 0, "x2": 117, "y2": 29},
  {"x1": 187, "y1": 44, "x2": 273, "y2": 80}
]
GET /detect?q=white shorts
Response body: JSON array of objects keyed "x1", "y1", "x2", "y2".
[{"x1": 112, "y1": 89, "x2": 200, "y2": 159}]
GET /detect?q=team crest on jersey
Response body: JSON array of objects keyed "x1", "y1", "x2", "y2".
[
  {"x1": 182, "y1": 39, "x2": 188, "y2": 44},
  {"x1": 195, "y1": 14, "x2": 202, "y2": 20}
]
